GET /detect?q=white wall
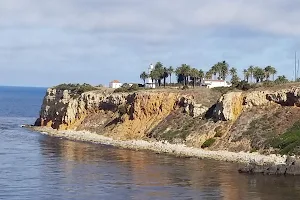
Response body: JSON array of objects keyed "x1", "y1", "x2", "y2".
[
  {"x1": 204, "y1": 81, "x2": 231, "y2": 88},
  {"x1": 109, "y1": 82, "x2": 122, "y2": 88}
]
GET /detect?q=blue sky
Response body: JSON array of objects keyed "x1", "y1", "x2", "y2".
[{"x1": 0, "y1": 0, "x2": 299, "y2": 87}]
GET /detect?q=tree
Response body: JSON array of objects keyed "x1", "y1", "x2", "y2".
[
  {"x1": 253, "y1": 67, "x2": 265, "y2": 83},
  {"x1": 210, "y1": 61, "x2": 229, "y2": 80},
  {"x1": 211, "y1": 64, "x2": 219, "y2": 80},
  {"x1": 220, "y1": 61, "x2": 229, "y2": 80},
  {"x1": 190, "y1": 68, "x2": 199, "y2": 88},
  {"x1": 205, "y1": 70, "x2": 213, "y2": 80},
  {"x1": 167, "y1": 66, "x2": 174, "y2": 84},
  {"x1": 275, "y1": 75, "x2": 289, "y2": 84},
  {"x1": 149, "y1": 68, "x2": 160, "y2": 87},
  {"x1": 154, "y1": 62, "x2": 164, "y2": 86},
  {"x1": 140, "y1": 71, "x2": 148, "y2": 87},
  {"x1": 229, "y1": 67, "x2": 239, "y2": 85},
  {"x1": 248, "y1": 65, "x2": 254, "y2": 83},
  {"x1": 243, "y1": 69, "x2": 250, "y2": 82},
  {"x1": 229, "y1": 67, "x2": 237, "y2": 76},
  {"x1": 162, "y1": 67, "x2": 169, "y2": 88},
  {"x1": 198, "y1": 69, "x2": 204, "y2": 85},
  {"x1": 176, "y1": 64, "x2": 191, "y2": 86},
  {"x1": 271, "y1": 67, "x2": 277, "y2": 81},
  {"x1": 264, "y1": 66, "x2": 273, "y2": 81}
]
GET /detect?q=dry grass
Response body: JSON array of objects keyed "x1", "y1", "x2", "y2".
[{"x1": 247, "y1": 82, "x2": 300, "y2": 92}]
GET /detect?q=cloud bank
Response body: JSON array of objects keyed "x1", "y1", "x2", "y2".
[{"x1": 0, "y1": 0, "x2": 299, "y2": 86}]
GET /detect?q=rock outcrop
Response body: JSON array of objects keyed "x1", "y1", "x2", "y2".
[
  {"x1": 35, "y1": 85, "x2": 300, "y2": 160},
  {"x1": 213, "y1": 92, "x2": 243, "y2": 121},
  {"x1": 213, "y1": 87, "x2": 300, "y2": 121},
  {"x1": 35, "y1": 88, "x2": 204, "y2": 139},
  {"x1": 33, "y1": 85, "x2": 300, "y2": 175}
]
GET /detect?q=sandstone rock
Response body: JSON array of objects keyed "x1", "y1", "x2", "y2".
[
  {"x1": 36, "y1": 89, "x2": 198, "y2": 138},
  {"x1": 213, "y1": 92, "x2": 243, "y2": 121},
  {"x1": 192, "y1": 104, "x2": 208, "y2": 117}
]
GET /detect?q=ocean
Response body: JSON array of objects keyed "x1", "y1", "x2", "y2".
[{"x1": 0, "y1": 86, "x2": 300, "y2": 200}]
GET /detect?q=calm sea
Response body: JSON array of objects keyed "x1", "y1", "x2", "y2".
[{"x1": 0, "y1": 86, "x2": 300, "y2": 200}]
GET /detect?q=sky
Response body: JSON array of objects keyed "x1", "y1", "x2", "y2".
[{"x1": 0, "y1": 0, "x2": 300, "y2": 87}]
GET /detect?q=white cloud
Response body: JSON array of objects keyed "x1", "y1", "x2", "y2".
[
  {"x1": 0, "y1": 0, "x2": 299, "y2": 86},
  {"x1": 1, "y1": 0, "x2": 299, "y2": 36}
]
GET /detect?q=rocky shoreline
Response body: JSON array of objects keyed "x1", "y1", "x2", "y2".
[{"x1": 28, "y1": 126, "x2": 300, "y2": 175}]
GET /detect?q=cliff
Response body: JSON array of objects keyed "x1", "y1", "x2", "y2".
[
  {"x1": 35, "y1": 86, "x2": 300, "y2": 155},
  {"x1": 35, "y1": 88, "x2": 210, "y2": 140}
]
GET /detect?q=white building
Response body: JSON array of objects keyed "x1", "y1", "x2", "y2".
[
  {"x1": 109, "y1": 80, "x2": 122, "y2": 89},
  {"x1": 203, "y1": 80, "x2": 232, "y2": 88},
  {"x1": 145, "y1": 64, "x2": 156, "y2": 88}
]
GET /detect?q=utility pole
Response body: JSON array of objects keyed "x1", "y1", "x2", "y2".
[
  {"x1": 297, "y1": 59, "x2": 300, "y2": 79},
  {"x1": 295, "y1": 51, "x2": 297, "y2": 81}
]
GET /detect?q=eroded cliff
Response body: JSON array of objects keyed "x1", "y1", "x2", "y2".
[
  {"x1": 35, "y1": 86, "x2": 300, "y2": 155},
  {"x1": 35, "y1": 88, "x2": 211, "y2": 140}
]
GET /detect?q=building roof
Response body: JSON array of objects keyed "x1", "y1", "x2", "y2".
[{"x1": 110, "y1": 80, "x2": 121, "y2": 83}]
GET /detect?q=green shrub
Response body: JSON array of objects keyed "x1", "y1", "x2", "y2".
[
  {"x1": 236, "y1": 81, "x2": 251, "y2": 91},
  {"x1": 201, "y1": 138, "x2": 216, "y2": 148},
  {"x1": 262, "y1": 80, "x2": 275, "y2": 87},
  {"x1": 54, "y1": 83, "x2": 97, "y2": 94},
  {"x1": 211, "y1": 86, "x2": 235, "y2": 94},
  {"x1": 118, "y1": 104, "x2": 128, "y2": 116},
  {"x1": 114, "y1": 83, "x2": 141, "y2": 93},
  {"x1": 270, "y1": 121, "x2": 300, "y2": 155}
]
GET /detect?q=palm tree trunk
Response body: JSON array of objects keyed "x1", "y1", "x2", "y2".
[
  {"x1": 193, "y1": 78, "x2": 196, "y2": 88},
  {"x1": 163, "y1": 77, "x2": 166, "y2": 88},
  {"x1": 169, "y1": 74, "x2": 172, "y2": 84}
]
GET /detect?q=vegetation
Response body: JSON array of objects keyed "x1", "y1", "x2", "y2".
[
  {"x1": 118, "y1": 104, "x2": 128, "y2": 116},
  {"x1": 140, "y1": 71, "x2": 148, "y2": 87},
  {"x1": 114, "y1": 83, "x2": 141, "y2": 93},
  {"x1": 139, "y1": 60, "x2": 291, "y2": 91},
  {"x1": 54, "y1": 83, "x2": 97, "y2": 94},
  {"x1": 201, "y1": 138, "x2": 216, "y2": 148},
  {"x1": 270, "y1": 121, "x2": 300, "y2": 155}
]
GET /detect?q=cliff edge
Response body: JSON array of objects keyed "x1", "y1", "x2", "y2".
[{"x1": 35, "y1": 86, "x2": 300, "y2": 156}]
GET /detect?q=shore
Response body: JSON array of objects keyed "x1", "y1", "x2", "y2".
[{"x1": 30, "y1": 126, "x2": 287, "y2": 166}]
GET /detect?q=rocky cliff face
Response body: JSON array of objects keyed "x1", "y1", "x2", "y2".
[
  {"x1": 35, "y1": 86, "x2": 300, "y2": 153},
  {"x1": 35, "y1": 88, "x2": 208, "y2": 139},
  {"x1": 213, "y1": 87, "x2": 300, "y2": 121}
]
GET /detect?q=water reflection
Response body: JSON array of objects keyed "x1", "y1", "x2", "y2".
[{"x1": 38, "y1": 136, "x2": 300, "y2": 200}]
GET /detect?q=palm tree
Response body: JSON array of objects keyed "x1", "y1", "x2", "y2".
[
  {"x1": 229, "y1": 67, "x2": 237, "y2": 76},
  {"x1": 154, "y1": 62, "x2": 164, "y2": 86},
  {"x1": 190, "y1": 68, "x2": 199, "y2": 88},
  {"x1": 264, "y1": 66, "x2": 273, "y2": 81},
  {"x1": 198, "y1": 69, "x2": 204, "y2": 85},
  {"x1": 176, "y1": 64, "x2": 191, "y2": 86},
  {"x1": 168, "y1": 66, "x2": 174, "y2": 84},
  {"x1": 205, "y1": 70, "x2": 213, "y2": 80},
  {"x1": 243, "y1": 69, "x2": 250, "y2": 82},
  {"x1": 150, "y1": 68, "x2": 160, "y2": 87},
  {"x1": 248, "y1": 65, "x2": 254, "y2": 83},
  {"x1": 253, "y1": 67, "x2": 265, "y2": 83},
  {"x1": 162, "y1": 67, "x2": 169, "y2": 88},
  {"x1": 229, "y1": 67, "x2": 239, "y2": 85},
  {"x1": 271, "y1": 67, "x2": 277, "y2": 81},
  {"x1": 140, "y1": 71, "x2": 148, "y2": 87},
  {"x1": 220, "y1": 61, "x2": 229, "y2": 80}
]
